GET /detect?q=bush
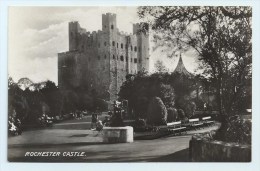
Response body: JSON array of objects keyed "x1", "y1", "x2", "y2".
[
  {"x1": 184, "y1": 101, "x2": 196, "y2": 118},
  {"x1": 177, "y1": 109, "x2": 186, "y2": 120},
  {"x1": 167, "y1": 107, "x2": 178, "y2": 122},
  {"x1": 134, "y1": 118, "x2": 146, "y2": 127},
  {"x1": 215, "y1": 115, "x2": 251, "y2": 144},
  {"x1": 147, "y1": 97, "x2": 167, "y2": 126}
]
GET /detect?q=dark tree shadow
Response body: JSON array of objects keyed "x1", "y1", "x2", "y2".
[{"x1": 69, "y1": 134, "x2": 89, "y2": 137}]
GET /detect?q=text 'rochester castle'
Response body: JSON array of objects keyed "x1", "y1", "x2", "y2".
[{"x1": 58, "y1": 13, "x2": 150, "y2": 102}]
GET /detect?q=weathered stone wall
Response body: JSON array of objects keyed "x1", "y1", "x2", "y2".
[
  {"x1": 58, "y1": 13, "x2": 150, "y2": 103},
  {"x1": 133, "y1": 23, "x2": 150, "y2": 72},
  {"x1": 102, "y1": 126, "x2": 134, "y2": 143},
  {"x1": 58, "y1": 51, "x2": 84, "y2": 89},
  {"x1": 189, "y1": 134, "x2": 251, "y2": 162}
]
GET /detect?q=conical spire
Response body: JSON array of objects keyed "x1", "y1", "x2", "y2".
[{"x1": 173, "y1": 54, "x2": 193, "y2": 77}]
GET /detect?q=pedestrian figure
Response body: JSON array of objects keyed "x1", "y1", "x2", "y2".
[
  {"x1": 96, "y1": 120, "x2": 103, "y2": 131},
  {"x1": 91, "y1": 112, "x2": 98, "y2": 130},
  {"x1": 110, "y1": 104, "x2": 124, "y2": 127},
  {"x1": 102, "y1": 116, "x2": 110, "y2": 126}
]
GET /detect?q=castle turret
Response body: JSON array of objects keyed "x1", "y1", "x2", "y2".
[
  {"x1": 133, "y1": 22, "x2": 150, "y2": 72},
  {"x1": 102, "y1": 13, "x2": 117, "y2": 33},
  {"x1": 59, "y1": 13, "x2": 150, "y2": 108},
  {"x1": 69, "y1": 21, "x2": 80, "y2": 51},
  {"x1": 69, "y1": 21, "x2": 86, "y2": 51}
]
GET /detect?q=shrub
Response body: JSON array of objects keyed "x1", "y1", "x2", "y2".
[
  {"x1": 184, "y1": 101, "x2": 196, "y2": 118},
  {"x1": 134, "y1": 118, "x2": 146, "y2": 127},
  {"x1": 147, "y1": 97, "x2": 167, "y2": 126},
  {"x1": 167, "y1": 107, "x2": 178, "y2": 122},
  {"x1": 215, "y1": 115, "x2": 251, "y2": 144},
  {"x1": 177, "y1": 109, "x2": 186, "y2": 120}
]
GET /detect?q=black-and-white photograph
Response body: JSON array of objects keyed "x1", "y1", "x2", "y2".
[{"x1": 7, "y1": 6, "x2": 252, "y2": 163}]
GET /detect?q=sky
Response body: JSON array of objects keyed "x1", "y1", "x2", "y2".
[{"x1": 8, "y1": 6, "x2": 200, "y2": 84}]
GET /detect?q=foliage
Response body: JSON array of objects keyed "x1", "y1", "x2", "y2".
[
  {"x1": 8, "y1": 77, "x2": 108, "y2": 128},
  {"x1": 40, "y1": 80, "x2": 62, "y2": 116},
  {"x1": 154, "y1": 60, "x2": 168, "y2": 73},
  {"x1": 177, "y1": 109, "x2": 186, "y2": 120},
  {"x1": 138, "y1": 6, "x2": 252, "y2": 115},
  {"x1": 119, "y1": 72, "x2": 175, "y2": 118},
  {"x1": 167, "y1": 107, "x2": 178, "y2": 122},
  {"x1": 119, "y1": 70, "x2": 200, "y2": 119},
  {"x1": 147, "y1": 97, "x2": 167, "y2": 126},
  {"x1": 215, "y1": 115, "x2": 251, "y2": 144},
  {"x1": 183, "y1": 101, "x2": 196, "y2": 118}
]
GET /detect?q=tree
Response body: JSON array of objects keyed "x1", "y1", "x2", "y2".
[
  {"x1": 154, "y1": 60, "x2": 168, "y2": 73},
  {"x1": 167, "y1": 107, "x2": 178, "y2": 122},
  {"x1": 40, "y1": 80, "x2": 62, "y2": 116},
  {"x1": 138, "y1": 6, "x2": 252, "y2": 115},
  {"x1": 147, "y1": 97, "x2": 167, "y2": 126},
  {"x1": 119, "y1": 72, "x2": 175, "y2": 119},
  {"x1": 8, "y1": 77, "x2": 29, "y2": 120}
]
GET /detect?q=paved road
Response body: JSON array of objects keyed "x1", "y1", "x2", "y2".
[
  {"x1": 8, "y1": 133, "x2": 191, "y2": 162},
  {"x1": 8, "y1": 117, "x2": 219, "y2": 162}
]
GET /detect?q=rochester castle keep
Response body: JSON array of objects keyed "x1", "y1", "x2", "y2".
[{"x1": 58, "y1": 13, "x2": 150, "y2": 103}]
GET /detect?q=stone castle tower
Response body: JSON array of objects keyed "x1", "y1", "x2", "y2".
[{"x1": 58, "y1": 13, "x2": 150, "y2": 103}]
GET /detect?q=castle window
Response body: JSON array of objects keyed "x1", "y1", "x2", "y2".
[
  {"x1": 126, "y1": 57, "x2": 128, "y2": 62},
  {"x1": 117, "y1": 43, "x2": 118, "y2": 48},
  {"x1": 134, "y1": 46, "x2": 137, "y2": 52},
  {"x1": 113, "y1": 55, "x2": 115, "y2": 59},
  {"x1": 134, "y1": 58, "x2": 137, "y2": 63},
  {"x1": 112, "y1": 41, "x2": 115, "y2": 46},
  {"x1": 111, "y1": 25, "x2": 114, "y2": 29},
  {"x1": 120, "y1": 55, "x2": 124, "y2": 61},
  {"x1": 121, "y1": 43, "x2": 123, "y2": 49},
  {"x1": 131, "y1": 45, "x2": 133, "y2": 51},
  {"x1": 104, "y1": 42, "x2": 107, "y2": 46},
  {"x1": 104, "y1": 55, "x2": 107, "y2": 59}
]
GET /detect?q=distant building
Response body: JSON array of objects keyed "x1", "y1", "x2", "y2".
[
  {"x1": 173, "y1": 54, "x2": 193, "y2": 78},
  {"x1": 58, "y1": 13, "x2": 150, "y2": 103}
]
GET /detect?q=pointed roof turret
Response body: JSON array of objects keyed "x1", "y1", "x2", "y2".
[{"x1": 173, "y1": 54, "x2": 193, "y2": 77}]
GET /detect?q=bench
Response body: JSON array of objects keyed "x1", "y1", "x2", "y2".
[
  {"x1": 181, "y1": 120, "x2": 190, "y2": 127},
  {"x1": 202, "y1": 116, "x2": 215, "y2": 126},
  {"x1": 189, "y1": 118, "x2": 203, "y2": 130},
  {"x1": 157, "y1": 121, "x2": 186, "y2": 135},
  {"x1": 167, "y1": 121, "x2": 187, "y2": 134}
]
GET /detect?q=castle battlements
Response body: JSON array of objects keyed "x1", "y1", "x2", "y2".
[{"x1": 58, "y1": 13, "x2": 150, "y2": 103}]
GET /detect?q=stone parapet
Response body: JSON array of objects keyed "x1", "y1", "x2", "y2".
[
  {"x1": 102, "y1": 126, "x2": 134, "y2": 143},
  {"x1": 189, "y1": 134, "x2": 251, "y2": 162}
]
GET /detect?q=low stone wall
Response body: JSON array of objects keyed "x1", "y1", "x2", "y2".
[
  {"x1": 189, "y1": 134, "x2": 251, "y2": 162},
  {"x1": 102, "y1": 126, "x2": 133, "y2": 143}
]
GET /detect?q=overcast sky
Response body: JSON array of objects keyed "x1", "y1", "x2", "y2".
[{"x1": 8, "y1": 6, "x2": 200, "y2": 84}]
